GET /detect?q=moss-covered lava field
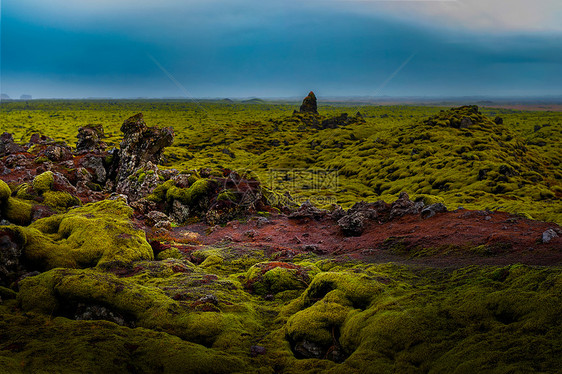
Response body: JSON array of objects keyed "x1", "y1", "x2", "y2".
[{"x1": 0, "y1": 99, "x2": 561, "y2": 373}]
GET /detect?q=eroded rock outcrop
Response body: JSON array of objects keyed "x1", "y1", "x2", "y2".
[
  {"x1": 300, "y1": 91, "x2": 318, "y2": 114},
  {"x1": 76, "y1": 124, "x2": 106, "y2": 153},
  {"x1": 110, "y1": 113, "x2": 174, "y2": 200}
]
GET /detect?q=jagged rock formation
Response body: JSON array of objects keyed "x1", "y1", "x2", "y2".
[
  {"x1": 299, "y1": 91, "x2": 318, "y2": 114},
  {"x1": 0, "y1": 133, "x2": 25, "y2": 157},
  {"x1": 292, "y1": 92, "x2": 364, "y2": 129},
  {"x1": 76, "y1": 124, "x2": 106, "y2": 153},
  {"x1": 110, "y1": 113, "x2": 174, "y2": 199}
]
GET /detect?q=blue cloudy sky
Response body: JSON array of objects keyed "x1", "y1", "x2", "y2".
[{"x1": 1, "y1": 0, "x2": 561, "y2": 99}]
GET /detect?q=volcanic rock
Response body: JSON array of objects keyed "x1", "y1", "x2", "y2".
[
  {"x1": 421, "y1": 203, "x2": 448, "y2": 219},
  {"x1": 76, "y1": 124, "x2": 106, "y2": 153},
  {"x1": 542, "y1": 228, "x2": 559, "y2": 243},
  {"x1": 0, "y1": 132, "x2": 25, "y2": 156},
  {"x1": 338, "y1": 211, "x2": 366, "y2": 236},
  {"x1": 41, "y1": 144, "x2": 73, "y2": 162},
  {"x1": 289, "y1": 200, "x2": 327, "y2": 220},
  {"x1": 0, "y1": 226, "x2": 26, "y2": 286},
  {"x1": 389, "y1": 192, "x2": 423, "y2": 220},
  {"x1": 299, "y1": 91, "x2": 318, "y2": 114},
  {"x1": 111, "y1": 113, "x2": 174, "y2": 199}
]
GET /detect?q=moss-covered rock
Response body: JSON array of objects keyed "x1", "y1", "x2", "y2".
[
  {"x1": 0, "y1": 179, "x2": 11, "y2": 201},
  {"x1": 42, "y1": 190, "x2": 82, "y2": 210},
  {"x1": 18, "y1": 268, "x2": 177, "y2": 323},
  {"x1": 245, "y1": 261, "x2": 317, "y2": 296},
  {"x1": 0, "y1": 304, "x2": 247, "y2": 373},
  {"x1": 1, "y1": 197, "x2": 33, "y2": 226},
  {"x1": 32, "y1": 171, "x2": 54, "y2": 194},
  {"x1": 200, "y1": 254, "x2": 224, "y2": 268},
  {"x1": 146, "y1": 179, "x2": 176, "y2": 203},
  {"x1": 22, "y1": 199, "x2": 153, "y2": 270},
  {"x1": 156, "y1": 247, "x2": 184, "y2": 260},
  {"x1": 167, "y1": 178, "x2": 212, "y2": 205}
]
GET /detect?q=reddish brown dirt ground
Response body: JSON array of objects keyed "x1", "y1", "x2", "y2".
[{"x1": 173, "y1": 210, "x2": 562, "y2": 267}]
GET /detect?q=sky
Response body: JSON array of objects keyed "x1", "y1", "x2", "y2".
[{"x1": 1, "y1": 0, "x2": 561, "y2": 99}]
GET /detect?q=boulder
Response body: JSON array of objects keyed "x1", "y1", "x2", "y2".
[
  {"x1": 421, "y1": 203, "x2": 447, "y2": 219},
  {"x1": 389, "y1": 192, "x2": 423, "y2": 220},
  {"x1": 289, "y1": 200, "x2": 327, "y2": 220},
  {"x1": 542, "y1": 228, "x2": 559, "y2": 243},
  {"x1": 76, "y1": 124, "x2": 106, "y2": 153},
  {"x1": 337, "y1": 211, "x2": 366, "y2": 237},
  {"x1": 0, "y1": 132, "x2": 25, "y2": 156}
]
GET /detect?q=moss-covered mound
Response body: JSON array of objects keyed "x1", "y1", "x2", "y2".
[
  {"x1": 18, "y1": 199, "x2": 153, "y2": 270},
  {"x1": 0, "y1": 307, "x2": 247, "y2": 373},
  {"x1": 4, "y1": 256, "x2": 562, "y2": 373},
  {"x1": 245, "y1": 261, "x2": 319, "y2": 296},
  {"x1": 320, "y1": 105, "x2": 560, "y2": 222},
  {"x1": 0, "y1": 179, "x2": 34, "y2": 225},
  {"x1": 4, "y1": 232, "x2": 562, "y2": 373}
]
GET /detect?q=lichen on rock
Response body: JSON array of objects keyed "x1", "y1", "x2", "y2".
[{"x1": 111, "y1": 113, "x2": 174, "y2": 201}]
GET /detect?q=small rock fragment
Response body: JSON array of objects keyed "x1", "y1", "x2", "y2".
[{"x1": 542, "y1": 229, "x2": 559, "y2": 243}]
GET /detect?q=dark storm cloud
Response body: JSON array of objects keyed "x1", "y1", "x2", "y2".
[{"x1": 1, "y1": 0, "x2": 561, "y2": 98}]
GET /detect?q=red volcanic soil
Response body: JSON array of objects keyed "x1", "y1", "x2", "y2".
[{"x1": 172, "y1": 210, "x2": 562, "y2": 267}]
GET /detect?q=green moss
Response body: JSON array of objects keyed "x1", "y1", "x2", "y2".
[
  {"x1": 0, "y1": 286, "x2": 17, "y2": 299},
  {"x1": 187, "y1": 174, "x2": 200, "y2": 185},
  {"x1": 300, "y1": 271, "x2": 383, "y2": 309},
  {"x1": 166, "y1": 178, "x2": 213, "y2": 205},
  {"x1": 23, "y1": 199, "x2": 152, "y2": 270},
  {"x1": 14, "y1": 183, "x2": 34, "y2": 200},
  {"x1": 200, "y1": 254, "x2": 224, "y2": 268},
  {"x1": 18, "y1": 268, "x2": 175, "y2": 321},
  {"x1": 146, "y1": 179, "x2": 175, "y2": 202},
  {"x1": 33, "y1": 156, "x2": 49, "y2": 164},
  {"x1": 286, "y1": 301, "x2": 352, "y2": 347},
  {"x1": 0, "y1": 179, "x2": 11, "y2": 201},
  {"x1": 42, "y1": 191, "x2": 81, "y2": 210},
  {"x1": 217, "y1": 189, "x2": 236, "y2": 202},
  {"x1": 2, "y1": 197, "x2": 33, "y2": 226},
  {"x1": 11, "y1": 274, "x2": 246, "y2": 373},
  {"x1": 245, "y1": 262, "x2": 317, "y2": 296},
  {"x1": 32, "y1": 171, "x2": 54, "y2": 194},
  {"x1": 415, "y1": 194, "x2": 445, "y2": 206},
  {"x1": 156, "y1": 247, "x2": 183, "y2": 260}
]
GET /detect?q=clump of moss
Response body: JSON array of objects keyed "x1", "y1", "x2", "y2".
[
  {"x1": 217, "y1": 189, "x2": 236, "y2": 202},
  {"x1": 18, "y1": 268, "x2": 177, "y2": 323},
  {"x1": 1, "y1": 197, "x2": 33, "y2": 226},
  {"x1": 42, "y1": 191, "x2": 81, "y2": 210},
  {"x1": 0, "y1": 180, "x2": 11, "y2": 201},
  {"x1": 199, "y1": 254, "x2": 224, "y2": 268},
  {"x1": 32, "y1": 171, "x2": 54, "y2": 194},
  {"x1": 167, "y1": 178, "x2": 213, "y2": 205},
  {"x1": 146, "y1": 179, "x2": 176, "y2": 202},
  {"x1": 0, "y1": 310, "x2": 247, "y2": 373},
  {"x1": 245, "y1": 262, "x2": 317, "y2": 296},
  {"x1": 22, "y1": 199, "x2": 153, "y2": 270},
  {"x1": 0, "y1": 181, "x2": 32, "y2": 225},
  {"x1": 156, "y1": 247, "x2": 183, "y2": 260}
]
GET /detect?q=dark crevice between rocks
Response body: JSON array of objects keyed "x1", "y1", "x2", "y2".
[
  {"x1": 58, "y1": 300, "x2": 137, "y2": 328},
  {"x1": 288, "y1": 325, "x2": 349, "y2": 363}
]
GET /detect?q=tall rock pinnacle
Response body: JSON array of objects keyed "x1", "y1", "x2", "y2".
[{"x1": 299, "y1": 91, "x2": 318, "y2": 114}]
